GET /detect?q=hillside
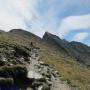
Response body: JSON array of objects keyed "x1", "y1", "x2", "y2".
[
  {"x1": 43, "y1": 32, "x2": 90, "y2": 66},
  {"x1": 0, "y1": 29, "x2": 89, "y2": 90}
]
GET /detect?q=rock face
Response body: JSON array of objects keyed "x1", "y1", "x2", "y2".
[
  {"x1": 69, "y1": 41, "x2": 90, "y2": 66},
  {"x1": 27, "y1": 71, "x2": 43, "y2": 79},
  {"x1": 43, "y1": 32, "x2": 90, "y2": 66}
]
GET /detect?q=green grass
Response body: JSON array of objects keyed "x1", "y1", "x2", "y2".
[{"x1": 41, "y1": 51, "x2": 90, "y2": 90}]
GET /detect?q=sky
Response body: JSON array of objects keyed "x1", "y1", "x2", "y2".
[{"x1": 0, "y1": 0, "x2": 90, "y2": 45}]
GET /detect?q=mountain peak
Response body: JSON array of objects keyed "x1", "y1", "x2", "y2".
[
  {"x1": 43, "y1": 32, "x2": 90, "y2": 66},
  {"x1": 0, "y1": 30, "x2": 5, "y2": 32},
  {"x1": 9, "y1": 29, "x2": 26, "y2": 33},
  {"x1": 44, "y1": 31, "x2": 52, "y2": 35}
]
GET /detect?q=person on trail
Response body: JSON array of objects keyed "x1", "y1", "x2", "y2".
[{"x1": 31, "y1": 42, "x2": 34, "y2": 47}]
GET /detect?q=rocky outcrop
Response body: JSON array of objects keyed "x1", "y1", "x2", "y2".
[
  {"x1": 43, "y1": 32, "x2": 90, "y2": 66},
  {"x1": 0, "y1": 42, "x2": 31, "y2": 66},
  {"x1": 0, "y1": 42, "x2": 31, "y2": 89},
  {"x1": 69, "y1": 41, "x2": 90, "y2": 66}
]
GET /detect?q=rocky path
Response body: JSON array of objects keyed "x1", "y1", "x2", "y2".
[{"x1": 26, "y1": 48, "x2": 77, "y2": 90}]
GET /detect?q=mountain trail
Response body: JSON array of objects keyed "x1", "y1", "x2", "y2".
[{"x1": 26, "y1": 48, "x2": 77, "y2": 90}]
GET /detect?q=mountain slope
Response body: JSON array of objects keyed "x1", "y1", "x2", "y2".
[
  {"x1": 10, "y1": 29, "x2": 43, "y2": 46},
  {"x1": 0, "y1": 29, "x2": 89, "y2": 90},
  {"x1": 43, "y1": 32, "x2": 90, "y2": 66}
]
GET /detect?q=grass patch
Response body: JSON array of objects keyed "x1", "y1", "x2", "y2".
[{"x1": 42, "y1": 51, "x2": 90, "y2": 90}]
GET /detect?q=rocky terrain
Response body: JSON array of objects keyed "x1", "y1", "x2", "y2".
[
  {"x1": 0, "y1": 41, "x2": 76, "y2": 90},
  {"x1": 0, "y1": 29, "x2": 89, "y2": 90},
  {"x1": 43, "y1": 32, "x2": 90, "y2": 66},
  {"x1": 26, "y1": 48, "x2": 77, "y2": 90}
]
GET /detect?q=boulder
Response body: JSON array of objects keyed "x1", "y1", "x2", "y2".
[{"x1": 27, "y1": 71, "x2": 43, "y2": 80}]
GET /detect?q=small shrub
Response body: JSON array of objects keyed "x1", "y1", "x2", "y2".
[
  {"x1": 42, "y1": 83, "x2": 50, "y2": 90},
  {"x1": 0, "y1": 78, "x2": 14, "y2": 85},
  {"x1": 66, "y1": 79, "x2": 71, "y2": 84},
  {"x1": 0, "y1": 65, "x2": 27, "y2": 78}
]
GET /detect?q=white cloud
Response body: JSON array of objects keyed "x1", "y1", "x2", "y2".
[
  {"x1": 58, "y1": 14, "x2": 90, "y2": 37},
  {"x1": 8, "y1": 0, "x2": 38, "y2": 20},
  {"x1": 73, "y1": 32, "x2": 89, "y2": 42},
  {"x1": 0, "y1": 0, "x2": 40, "y2": 31},
  {"x1": 31, "y1": 19, "x2": 45, "y2": 37},
  {"x1": 0, "y1": 8, "x2": 27, "y2": 31}
]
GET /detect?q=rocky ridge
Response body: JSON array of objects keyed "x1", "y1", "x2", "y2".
[{"x1": 43, "y1": 32, "x2": 90, "y2": 66}]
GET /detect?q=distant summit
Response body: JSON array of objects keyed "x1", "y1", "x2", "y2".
[
  {"x1": 0, "y1": 30, "x2": 5, "y2": 32},
  {"x1": 43, "y1": 31, "x2": 90, "y2": 66}
]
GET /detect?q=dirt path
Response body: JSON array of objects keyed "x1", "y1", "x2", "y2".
[{"x1": 26, "y1": 48, "x2": 77, "y2": 90}]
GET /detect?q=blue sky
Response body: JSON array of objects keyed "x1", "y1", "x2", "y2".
[{"x1": 0, "y1": 0, "x2": 90, "y2": 45}]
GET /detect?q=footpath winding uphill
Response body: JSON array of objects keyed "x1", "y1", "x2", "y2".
[{"x1": 26, "y1": 48, "x2": 77, "y2": 90}]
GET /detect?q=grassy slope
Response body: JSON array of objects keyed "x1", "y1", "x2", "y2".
[
  {"x1": 0, "y1": 31, "x2": 90, "y2": 90},
  {"x1": 41, "y1": 51, "x2": 90, "y2": 90}
]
